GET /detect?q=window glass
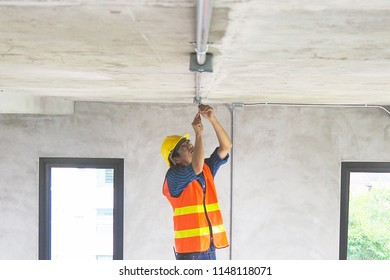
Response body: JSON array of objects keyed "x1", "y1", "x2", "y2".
[{"x1": 348, "y1": 173, "x2": 390, "y2": 260}]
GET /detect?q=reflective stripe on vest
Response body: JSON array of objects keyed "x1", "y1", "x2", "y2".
[
  {"x1": 174, "y1": 203, "x2": 220, "y2": 216},
  {"x1": 175, "y1": 224, "x2": 226, "y2": 239}
]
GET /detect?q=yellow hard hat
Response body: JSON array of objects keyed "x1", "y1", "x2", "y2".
[{"x1": 161, "y1": 134, "x2": 190, "y2": 166}]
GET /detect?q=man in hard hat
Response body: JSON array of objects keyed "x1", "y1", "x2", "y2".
[{"x1": 161, "y1": 104, "x2": 232, "y2": 260}]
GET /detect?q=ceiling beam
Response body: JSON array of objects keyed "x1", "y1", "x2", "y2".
[{"x1": 0, "y1": 94, "x2": 74, "y2": 115}]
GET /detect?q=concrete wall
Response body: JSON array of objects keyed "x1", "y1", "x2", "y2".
[
  {"x1": 232, "y1": 105, "x2": 390, "y2": 259},
  {"x1": 0, "y1": 102, "x2": 389, "y2": 260}
]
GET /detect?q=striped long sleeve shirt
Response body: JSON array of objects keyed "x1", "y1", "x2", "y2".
[{"x1": 165, "y1": 147, "x2": 229, "y2": 198}]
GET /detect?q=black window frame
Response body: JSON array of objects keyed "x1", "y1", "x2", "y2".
[
  {"x1": 339, "y1": 161, "x2": 390, "y2": 260},
  {"x1": 39, "y1": 157, "x2": 124, "y2": 260}
]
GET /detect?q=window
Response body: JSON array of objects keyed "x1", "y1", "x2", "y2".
[
  {"x1": 340, "y1": 162, "x2": 390, "y2": 260},
  {"x1": 39, "y1": 158, "x2": 124, "y2": 260},
  {"x1": 105, "y1": 169, "x2": 114, "y2": 184}
]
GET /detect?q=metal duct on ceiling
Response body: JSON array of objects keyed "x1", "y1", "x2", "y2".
[
  {"x1": 196, "y1": 0, "x2": 213, "y2": 66},
  {"x1": 193, "y1": 0, "x2": 213, "y2": 105}
]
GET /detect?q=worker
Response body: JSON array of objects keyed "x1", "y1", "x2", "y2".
[{"x1": 161, "y1": 104, "x2": 232, "y2": 260}]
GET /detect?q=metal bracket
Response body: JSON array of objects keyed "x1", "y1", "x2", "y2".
[
  {"x1": 189, "y1": 53, "x2": 213, "y2": 73},
  {"x1": 193, "y1": 95, "x2": 202, "y2": 105},
  {"x1": 232, "y1": 103, "x2": 244, "y2": 109}
]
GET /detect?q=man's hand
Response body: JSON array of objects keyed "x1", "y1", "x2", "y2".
[
  {"x1": 192, "y1": 112, "x2": 203, "y2": 135},
  {"x1": 198, "y1": 104, "x2": 215, "y2": 120}
]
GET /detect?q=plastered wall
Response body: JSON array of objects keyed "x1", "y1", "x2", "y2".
[
  {"x1": 1, "y1": 102, "x2": 390, "y2": 260},
  {"x1": 232, "y1": 105, "x2": 390, "y2": 259}
]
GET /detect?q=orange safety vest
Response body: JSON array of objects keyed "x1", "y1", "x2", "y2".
[{"x1": 163, "y1": 164, "x2": 229, "y2": 253}]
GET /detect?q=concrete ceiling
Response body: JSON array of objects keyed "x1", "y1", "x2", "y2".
[{"x1": 1, "y1": 0, "x2": 390, "y2": 113}]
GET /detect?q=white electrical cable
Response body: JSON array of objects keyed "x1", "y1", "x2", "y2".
[{"x1": 240, "y1": 103, "x2": 390, "y2": 116}]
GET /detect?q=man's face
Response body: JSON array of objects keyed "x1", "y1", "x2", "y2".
[{"x1": 174, "y1": 140, "x2": 194, "y2": 165}]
